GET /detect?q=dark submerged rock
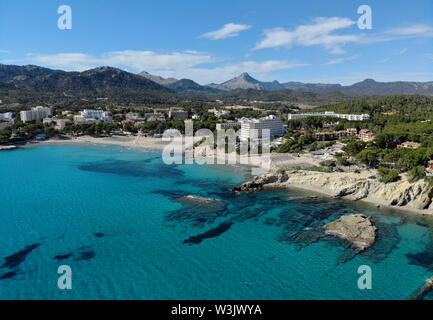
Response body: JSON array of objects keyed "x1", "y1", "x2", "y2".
[
  {"x1": 74, "y1": 250, "x2": 95, "y2": 261},
  {"x1": 2, "y1": 243, "x2": 40, "y2": 269},
  {"x1": 183, "y1": 221, "x2": 234, "y2": 244},
  {"x1": 54, "y1": 253, "x2": 73, "y2": 261},
  {"x1": 0, "y1": 271, "x2": 17, "y2": 280}
]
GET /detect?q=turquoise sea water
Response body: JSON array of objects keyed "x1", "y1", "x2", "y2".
[{"x1": 1, "y1": 144, "x2": 433, "y2": 300}]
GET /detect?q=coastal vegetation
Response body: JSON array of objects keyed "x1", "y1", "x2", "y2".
[{"x1": 279, "y1": 95, "x2": 433, "y2": 180}]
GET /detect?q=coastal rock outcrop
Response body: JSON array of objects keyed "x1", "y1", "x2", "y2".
[
  {"x1": 233, "y1": 169, "x2": 433, "y2": 215},
  {"x1": 412, "y1": 187, "x2": 433, "y2": 210},
  {"x1": 232, "y1": 171, "x2": 289, "y2": 192},
  {"x1": 390, "y1": 181, "x2": 426, "y2": 207},
  {"x1": 391, "y1": 182, "x2": 431, "y2": 207},
  {"x1": 334, "y1": 180, "x2": 371, "y2": 200},
  {"x1": 324, "y1": 214, "x2": 377, "y2": 251}
]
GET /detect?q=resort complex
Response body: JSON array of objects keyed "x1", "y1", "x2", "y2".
[{"x1": 288, "y1": 111, "x2": 371, "y2": 121}]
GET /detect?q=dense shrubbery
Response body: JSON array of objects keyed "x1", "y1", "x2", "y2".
[
  {"x1": 409, "y1": 165, "x2": 427, "y2": 182},
  {"x1": 343, "y1": 140, "x2": 367, "y2": 156},
  {"x1": 275, "y1": 134, "x2": 316, "y2": 153},
  {"x1": 335, "y1": 154, "x2": 354, "y2": 166},
  {"x1": 0, "y1": 128, "x2": 11, "y2": 144},
  {"x1": 378, "y1": 167, "x2": 401, "y2": 184},
  {"x1": 64, "y1": 122, "x2": 118, "y2": 137}
]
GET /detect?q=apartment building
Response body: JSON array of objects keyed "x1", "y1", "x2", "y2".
[
  {"x1": 20, "y1": 106, "x2": 52, "y2": 123},
  {"x1": 288, "y1": 111, "x2": 370, "y2": 121},
  {"x1": 145, "y1": 113, "x2": 166, "y2": 122},
  {"x1": 169, "y1": 109, "x2": 188, "y2": 119},
  {"x1": 216, "y1": 122, "x2": 241, "y2": 130},
  {"x1": 240, "y1": 116, "x2": 284, "y2": 141},
  {"x1": 126, "y1": 112, "x2": 140, "y2": 120},
  {"x1": 208, "y1": 108, "x2": 231, "y2": 117},
  {"x1": 315, "y1": 128, "x2": 358, "y2": 141},
  {"x1": 43, "y1": 117, "x2": 72, "y2": 130},
  {"x1": 398, "y1": 141, "x2": 421, "y2": 149},
  {"x1": 358, "y1": 129, "x2": 375, "y2": 141}
]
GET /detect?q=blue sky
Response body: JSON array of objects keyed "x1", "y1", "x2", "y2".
[{"x1": 0, "y1": 0, "x2": 432, "y2": 85}]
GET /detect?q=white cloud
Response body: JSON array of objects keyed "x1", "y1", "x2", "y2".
[
  {"x1": 365, "y1": 24, "x2": 433, "y2": 43},
  {"x1": 395, "y1": 48, "x2": 407, "y2": 55},
  {"x1": 254, "y1": 19, "x2": 433, "y2": 53},
  {"x1": 425, "y1": 53, "x2": 433, "y2": 61},
  {"x1": 0, "y1": 49, "x2": 10, "y2": 54},
  {"x1": 26, "y1": 53, "x2": 96, "y2": 71},
  {"x1": 385, "y1": 24, "x2": 433, "y2": 37},
  {"x1": 325, "y1": 54, "x2": 360, "y2": 65},
  {"x1": 26, "y1": 50, "x2": 214, "y2": 72},
  {"x1": 377, "y1": 58, "x2": 390, "y2": 64},
  {"x1": 254, "y1": 17, "x2": 359, "y2": 53},
  {"x1": 200, "y1": 23, "x2": 252, "y2": 40},
  {"x1": 20, "y1": 50, "x2": 307, "y2": 84}
]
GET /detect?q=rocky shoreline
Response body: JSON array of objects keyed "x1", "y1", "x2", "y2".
[{"x1": 232, "y1": 169, "x2": 433, "y2": 216}]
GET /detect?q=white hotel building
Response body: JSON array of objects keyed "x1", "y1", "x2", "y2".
[
  {"x1": 0, "y1": 112, "x2": 13, "y2": 120},
  {"x1": 240, "y1": 116, "x2": 285, "y2": 141},
  {"x1": 20, "y1": 106, "x2": 52, "y2": 123},
  {"x1": 74, "y1": 109, "x2": 112, "y2": 124},
  {"x1": 81, "y1": 109, "x2": 112, "y2": 121},
  {"x1": 288, "y1": 111, "x2": 370, "y2": 121}
]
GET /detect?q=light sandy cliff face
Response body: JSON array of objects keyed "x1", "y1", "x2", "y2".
[{"x1": 235, "y1": 170, "x2": 433, "y2": 214}]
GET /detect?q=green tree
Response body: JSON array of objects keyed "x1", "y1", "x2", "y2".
[
  {"x1": 408, "y1": 165, "x2": 426, "y2": 182},
  {"x1": 356, "y1": 148, "x2": 382, "y2": 167},
  {"x1": 378, "y1": 167, "x2": 400, "y2": 184},
  {"x1": 343, "y1": 140, "x2": 367, "y2": 156}
]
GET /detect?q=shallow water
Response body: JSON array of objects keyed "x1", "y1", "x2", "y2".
[{"x1": 0, "y1": 144, "x2": 432, "y2": 299}]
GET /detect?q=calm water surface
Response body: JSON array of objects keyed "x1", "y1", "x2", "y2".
[{"x1": 0, "y1": 144, "x2": 432, "y2": 299}]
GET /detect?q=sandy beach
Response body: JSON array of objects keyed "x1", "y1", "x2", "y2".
[
  {"x1": 36, "y1": 135, "x2": 321, "y2": 169},
  {"x1": 28, "y1": 135, "x2": 433, "y2": 217},
  {"x1": 38, "y1": 135, "x2": 172, "y2": 150}
]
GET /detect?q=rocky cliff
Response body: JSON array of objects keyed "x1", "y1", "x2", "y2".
[{"x1": 234, "y1": 169, "x2": 433, "y2": 214}]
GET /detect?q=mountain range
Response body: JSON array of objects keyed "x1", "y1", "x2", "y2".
[
  {"x1": 0, "y1": 64, "x2": 432, "y2": 108},
  {"x1": 139, "y1": 71, "x2": 225, "y2": 95},
  {"x1": 0, "y1": 65, "x2": 170, "y2": 93},
  {"x1": 0, "y1": 64, "x2": 178, "y2": 105},
  {"x1": 139, "y1": 70, "x2": 433, "y2": 96}
]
